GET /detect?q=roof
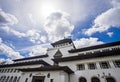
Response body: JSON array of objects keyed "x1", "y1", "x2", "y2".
[
  {"x1": 69, "y1": 41, "x2": 120, "y2": 53},
  {"x1": 51, "y1": 38, "x2": 73, "y2": 47},
  {"x1": 0, "y1": 60, "x2": 50, "y2": 68},
  {"x1": 13, "y1": 55, "x2": 48, "y2": 61},
  {"x1": 18, "y1": 66, "x2": 74, "y2": 74},
  {"x1": 53, "y1": 47, "x2": 120, "y2": 62}
]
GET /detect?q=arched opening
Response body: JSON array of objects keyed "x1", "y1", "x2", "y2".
[
  {"x1": 79, "y1": 77, "x2": 87, "y2": 82},
  {"x1": 91, "y1": 77, "x2": 100, "y2": 82},
  {"x1": 5, "y1": 76, "x2": 9, "y2": 82},
  {"x1": 9, "y1": 76, "x2": 13, "y2": 82},
  {"x1": 13, "y1": 76, "x2": 17, "y2": 82},
  {"x1": 0, "y1": 76, "x2": 3, "y2": 81},
  {"x1": 17, "y1": 76, "x2": 21, "y2": 82},
  {"x1": 2, "y1": 76, "x2": 6, "y2": 82},
  {"x1": 106, "y1": 77, "x2": 116, "y2": 82}
]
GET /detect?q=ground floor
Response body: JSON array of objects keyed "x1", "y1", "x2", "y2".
[{"x1": 0, "y1": 69, "x2": 120, "y2": 82}]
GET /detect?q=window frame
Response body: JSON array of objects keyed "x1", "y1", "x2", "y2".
[
  {"x1": 113, "y1": 60, "x2": 120, "y2": 68},
  {"x1": 77, "y1": 64, "x2": 85, "y2": 70},
  {"x1": 88, "y1": 63, "x2": 96, "y2": 70},
  {"x1": 99, "y1": 61, "x2": 110, "y2": 69}
]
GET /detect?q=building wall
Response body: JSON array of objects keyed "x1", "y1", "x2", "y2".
[
  {"x1": 47, "y1": 44, "x2": 75, "y2": 59},
  {"x1": 0, "y1": 41, "x2": 120, "y2": 82},
  {"x1": 59, "y1": 55, "x2": 120, "y2": 82},
  {"x1": 19, "y1": 71, "x2": 69, "y2": 82}
]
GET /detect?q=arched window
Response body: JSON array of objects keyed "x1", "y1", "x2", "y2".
[
  {"x1": 9, "y1": 76, "x2": 13, "y2": 82},
  {"x1": 17, "y1": 76, "x2": 21, "y2": 82},
  {"x1": 0, "y1": 76, "x2": 3, "y2": 81},
  {"x1": 106, "y1": 77, "x2": 116, "y2": 82},
  {"x1": 79, "y1": 77, "x2": 87, "y2": 82},
  {"x1": 91, "y1": 77, "x2": 100, "y2": 82},
  {"x1": 13, "y1": 76, "x2": 17, "y2": 82},
  {"x1": 2, "y1": 76, "x2": 6, "y2": 82},
  {"x1": 5, "y1": 76, "x2": 9, "y2": 82}
]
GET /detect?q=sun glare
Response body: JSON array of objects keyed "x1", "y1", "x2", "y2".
[
  {"x1": 40, "y1": 2, "x2": 56, "y2": 18},
  {"x1": 32, "y1": 0, "x2": 60, "y2": 21}
]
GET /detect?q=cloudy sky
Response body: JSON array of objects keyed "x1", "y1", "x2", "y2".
[{"x1": 0, "y1": 0, "x2": 120, "y2": 63}]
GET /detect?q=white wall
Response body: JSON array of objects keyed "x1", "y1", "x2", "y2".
[
  {"x1": 19, "y1": 71, "x2": 69, "y2": 82},
  {"x1": 59, "y1": 55, "x2": 120, "y2": 82}
]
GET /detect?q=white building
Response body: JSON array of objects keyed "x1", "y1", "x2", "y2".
[{"x1": 0, "y1": 38, "x2": 120, "y2": 82}]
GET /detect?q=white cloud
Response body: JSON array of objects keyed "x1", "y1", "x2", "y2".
[
  {"x1": 107, "y1": 32, "x2": 113, "y2": 37},
  {"x1": 28, "y1": 13, "x2": 36, "y2": 25},
  {"x1": 44, "y1": 11, "x2": 74, "y2": 42},
  {"x1": 0, "y1": 58, "x2": 13, "y2": 64},
  {"x1": 40, "y1": 36, "x2": 47, "y2": 43},
  {"x1": 0, "y1": 58, "x2": 5, "y2": 63},
  {"x1": 26, "y1": 29, "x2": 47, "y2": 43},
  {"x1": 84, "y1": 1, "x2": 120, "y2": 36},
  {"x1": 0, "y1": 26, "x2": 26, "y2": 38},
  {"x1": 0, "y1": 8, "x2": 26, "y2": 38},
  {"x1": 0, "y1": 0, "x2": 113, "y2": 44},
  {"x1": 29, "y1": 45, "x2": 47, "y2": 57},
  {"x1": 0, "y1": 37, "x2": 23, "y2": 59},
  {"x1": 0, "y1": 8, "x2": 18, "y2": 25},
  {"x1": 111, "y1": 0, "x2": 120, "y2": 8},
  {"x1": 74, "y1": 37, "x2": 104, "y2": 48},
  {"x1": 20, "y1": 44, "x2": 50, "y2": 57},
  {"x1": 0, "y1": 38, "x2": 2, "y2": 43},
  {"x1": 0, "y1": 8, "x2": 46, "y2": 43}
]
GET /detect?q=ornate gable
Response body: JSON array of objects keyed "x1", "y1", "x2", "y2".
[{"x1": 54, "y1": 49, "x2": 63, "y2": 58}]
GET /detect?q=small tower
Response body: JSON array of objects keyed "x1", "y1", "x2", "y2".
[
  {"x1": 51, "y1": 38, "x2": 76, "y2": 49},
  {"x1": 47, "y1": 38, "x2": 76, "y2": 65}
]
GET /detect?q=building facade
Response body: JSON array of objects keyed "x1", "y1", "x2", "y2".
[{"x1": 0, "y1": 39, "x2": 120, "y2": 82}]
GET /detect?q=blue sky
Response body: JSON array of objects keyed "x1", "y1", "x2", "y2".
[{"x1": 0, "y1": 0, "x2": 120, "y2": 63}]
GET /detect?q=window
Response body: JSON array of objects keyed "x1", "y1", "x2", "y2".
[
  {"x1": 2, "y1": 69, "x2": 4, "y2": 73},
  {"x1": 114, "y1": 60, "x2": 120, "y2": 68},
  {"x1": 106, "y1": 77, "x2": 116, "y2": 82},
  {"x1": 14, "y1": 69, "x2": 16, "y2": 72},
  {"x1": 25, "y1": 78, "x2": 28, "y2": 82},
  {"x1": 4, "y1": 69, "x2": 7, "y2": 73},
  {"x1": 2, "y1": 76, "x2": 6, "y2": 82},
  {"x1": 10, "y1": 69, "x2": 13, "y2": 73},
  {"x1": 0, "y1": 76, "x2": 3, "y2": 81},
  {"x1": 29, "y1": 73, "x2": 32, "y2": 77},
  {"x1": 17, "y1": 76, "x2": 21, "y2": 82},
  {"x1": 100, "y1": 62, "x2": 110, "y2": 69},
  {"x1": 5, "y1": 76, "x2": 9, "y2": 82},
  {"x1": 77, "y1": 64, "x2": 85, "y2": 70},
  {"x1": 7, "y1": 69, "x2": 10, "y2": 72},
  {"x1": 88, "y1": 63, "x2": 96, "y2": 69},
  {"x1": 91, "y1": 77, "x2": 100, "y2": 82},
  {"x1": 79, "y1": 77, "x2": 87, "y2": 82},
  {"x1": 13, "y1": 76, "x2": 17, "y2": 82},
  {"x1": 50, "y1": 79, "x2": 53, "y2": 82},
  {"x1": 9, "y1": 76, "x2": 13, "y2": 82}
]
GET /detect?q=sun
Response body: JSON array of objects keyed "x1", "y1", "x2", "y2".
[
  {"x1": 40, "y1": 2, "x2": 56, "y2": 18},
  {"x1": 32, "y1": 0, "x2": 60, "y2": 21}
]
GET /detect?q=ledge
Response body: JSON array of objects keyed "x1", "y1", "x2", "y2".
[
  {"x1": 0, "y1": 60, "x2": 50, "y2": 68},
  {"x1": 18, "y1": 66, "x2": 74, "y2": 74},
  {"x1": 53, "y1": 48, "x2": 120, "y2": 62}
]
